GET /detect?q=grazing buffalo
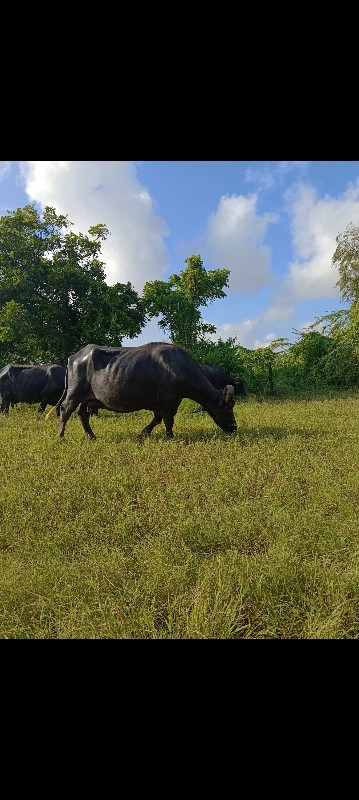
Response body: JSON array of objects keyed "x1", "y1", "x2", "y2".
[
  {"x1": 0, "y1": 363, "x2": 65, "y2": 417},
  {"x1": 193, "y1": 364, "x2": 246, "y2": 413},
  {"x1": 46, "y1": 342, "x2": 237, "y2": 439}
]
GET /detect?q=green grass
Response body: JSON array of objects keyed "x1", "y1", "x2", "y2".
[{"x1": 1, "y1": 393, "x2": 358, "y2": 638}]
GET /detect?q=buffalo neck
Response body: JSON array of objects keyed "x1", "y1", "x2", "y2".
[{"x1": 183, "y1": 375, "x2": 223, "y2": 408}]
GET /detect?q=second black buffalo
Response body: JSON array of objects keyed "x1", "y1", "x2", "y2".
[
  {"x1": 0, "y1": 363, "x2": 65, "y2": 416},
  {"x1": 193, "y1": 364, "x2": 246, "y2": 413},
  {"x1": 46, "y1": 342, "x2": 237, "y2": 439}
]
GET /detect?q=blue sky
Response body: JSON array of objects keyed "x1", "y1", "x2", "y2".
[{"x1": 1, "y1": 160, "x2": 358, "y2": 349}]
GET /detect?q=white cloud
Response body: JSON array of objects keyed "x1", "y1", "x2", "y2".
[
  {"x1": 0, "y1": 161, "x2": 11, "y2": 179},
  {"x1": 285, "y1": 181, "x2": 359, "y2": 300},
  {"x1": 245, "y1": 168, "x2": 275, "y2": 190},
  {"x1": 299, "y1": 320, "x2": 314, "y2": 331},
  {"x1": 19, "y1": 161, "x2": 169, "y2": 291},
  {"x1": 206, "y1": 319, "x2": 281, "y2": 350},
  {"x1": 263, "y1": 304, "x2": 293, "y2": 322},
  {"x1": 254, "y1": 332, "x2": 277, "y2": 349},
  {"x1": 202, "y1": 317, "x2": 259, "y2": 348},
  {"x1": 278, "y1": 161, "x2": 310, "y2": 174},
  {"x1": 244, "y1": 162, "x2": 310, "y2": 193},
  {"x1": 122, "y1": 317, "x2": 168, "y2": 347},
  {"x1": 204, "y1": 194, "x2": 278, "y2": 292},
  {"x1": 299, "y1": 319, "x2": 325, "y2": 333}
]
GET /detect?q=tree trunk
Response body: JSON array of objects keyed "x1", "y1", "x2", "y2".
[{"x1": 268, "y1": 362, "x2": 274, "y2": 395}]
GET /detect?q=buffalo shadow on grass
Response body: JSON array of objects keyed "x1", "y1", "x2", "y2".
[
  {"x1": 72, "y1": 425, "x2": 238, "y2": 445},
  {"x1": 141, "y1": 426, "x2": 323, "y2": 444},
  {"x1": 63, "y1": 409, "x2": 325, "y2": 445},
  {"x1": 80, "y1": 410, "x2": 237, "y2": 443},
  {"x1": 72, "y1": 423, "x2": 324, "y2": 445},
  {"x1": 237, "y1": 425, "x2": 325, "y2": 444}
]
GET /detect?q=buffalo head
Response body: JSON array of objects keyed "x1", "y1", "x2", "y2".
[
  {"x1": 233, "y1": 377, "x2": 246, "y2": 396},
  {"x1": 208, "y1": 384, "x2": 237, "y2": 433}
]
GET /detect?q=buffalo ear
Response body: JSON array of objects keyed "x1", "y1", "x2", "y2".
[{"x1": 223, "y1": 384, "x2": 235, "y2": 408}]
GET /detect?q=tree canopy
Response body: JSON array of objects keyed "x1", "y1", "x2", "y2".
[
  {"x1": 0, "y1": 205, "x2": 145, "y2": 364},
  {"x1": 143, "y1": 254, "x2": 230, "y2": 349},
  {"x1": 333, "y1": 222, "x2": 359, "y2": 302}
]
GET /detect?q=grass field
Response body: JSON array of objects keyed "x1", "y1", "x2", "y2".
[{"x1": 0, "y1": 393, "x2": 358, "y2": 639}]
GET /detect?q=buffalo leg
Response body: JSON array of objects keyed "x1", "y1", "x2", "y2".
[
  {"x1": 87, "y1": 401, "x2": 99, "y2": 417},
  {"x1": 58, "y1": 395, "x2": 82, "y2": 438},
  {"x1": 163, "y1": 400, "x2": 181, "y2": 439},
  {"x1": 1, "y1": 396, "x2": 10, "y2": 417},
  {"x1": 139, "y1": 413, "x2": 163, "y2": 437},
  {"x1": 77, "y1": 402, "x2": 96, "y2": 440},
  {"x1": 164, "y1": 415, "x2": 175, "y2": 438}
]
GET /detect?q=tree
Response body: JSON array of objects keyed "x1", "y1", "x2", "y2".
[
  {"x1": 0, "y1": 205, "x2": 145, "y2": 365},
  {"x1": 237, "y1": 338, "x2": 289, "y2": 396},
  {"x1": 313, "y1": 305, "x2": 359, "y2": 388},
  {"x1": 273, "y1": 328, "x2": 337, "y2": 393},
  {"x1": 190, "y1": 337, "x2": 240, "y2": 376},
  {"x1": 142, "y1": 254, "x2": 230, "y2": 349},
  {"x1": 0, "y1": 300, "x2": 42, "y2": 363},
  {"x1": 333, "y1": 222, "x2": 359, "y2": 301}
]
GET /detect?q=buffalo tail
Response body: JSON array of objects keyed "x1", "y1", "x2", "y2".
[{"x1": 45, "y1": 367, "x2": 68, "y2": 420}]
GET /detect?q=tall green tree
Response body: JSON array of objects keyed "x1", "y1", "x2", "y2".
[
  {"x1": 333, "y1": 222, "x2": 359, "y2": 301},
  {"x1": 311, "y1": 304, "x2": 359, "y2": 388},
  {"x1": 143, "y1": 254, "x2": 230, "y2": 349},
  {"x1": 190, "y1": 337, "x2": 240, "y2": 376},
  {"x1": 0, "y1": 205, "x2": 145, "y2": 365}
]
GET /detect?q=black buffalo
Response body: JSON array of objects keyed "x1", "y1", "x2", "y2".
[
  {"x1": 193, "y1": 364, "x2": 246, "y2": 413},
  {"x1": 0, "y1": 363, "x2": 65, "y2": 417},
  {"x1": 46, "y1": 342, "x2": 237, "y2": 439}
]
